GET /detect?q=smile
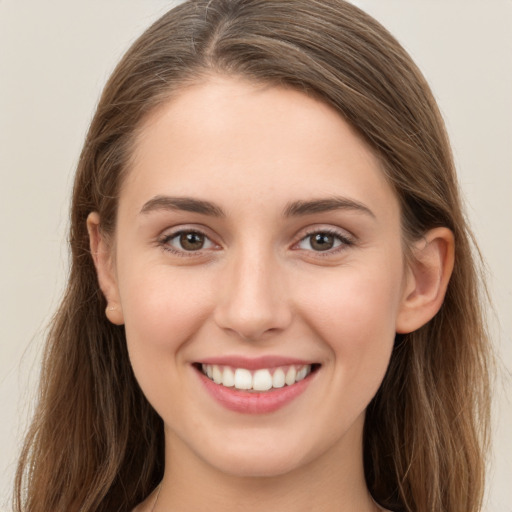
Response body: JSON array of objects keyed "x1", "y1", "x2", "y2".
[
  {"x1": 195, "y1": 360, "x2": 319, "y2": 414},
  {"x1": 200, "y1": 364, "x2": 313, "y2": 392}
]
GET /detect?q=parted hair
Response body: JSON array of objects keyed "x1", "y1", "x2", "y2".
[{"x1": 15, "y1": 1, "x2": 492, "y2": 511}]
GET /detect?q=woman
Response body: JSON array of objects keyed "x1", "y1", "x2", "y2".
[{"x1": 14, "y1": 1, "x2": 492, "y2": 511}]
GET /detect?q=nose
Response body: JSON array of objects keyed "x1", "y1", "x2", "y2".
[{"x1": 213, "y1": 248, "x2": 292, "y2": 341}]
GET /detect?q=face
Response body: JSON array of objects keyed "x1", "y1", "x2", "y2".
[{"x1": 100, "y1": 77, "x2": 414, "y2": 478}]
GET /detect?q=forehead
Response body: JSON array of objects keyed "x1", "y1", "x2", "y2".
[{"x1": 121, "y1": 76, "x2": 398, "y2": 221}]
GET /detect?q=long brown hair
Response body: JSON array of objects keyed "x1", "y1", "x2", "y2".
[{"x1": 15, "y1": 1, "x2": 492, "y2": 511}]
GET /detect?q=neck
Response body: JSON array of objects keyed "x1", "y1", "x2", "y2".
[{"x1": 156, "y1": 418, "x2": 377, "y2": 512}]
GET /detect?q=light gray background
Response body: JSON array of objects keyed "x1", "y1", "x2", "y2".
[{"x1": 1, "y1": 1, "x2": 510, "y2": 511}]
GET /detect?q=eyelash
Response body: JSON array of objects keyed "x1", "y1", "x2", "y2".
[
  {"x1": 158, "y1": 229, "x2": 218, "y2": 257},
  {"x1": 157, "y1": 227, "x2": 355, "y2": 257},
  {"x1": 295, "y1": 228, "x2": 355, "y2": 255}
]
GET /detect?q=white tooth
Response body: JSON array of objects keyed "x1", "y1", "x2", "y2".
[
  {"x1": 206, "y1": 365, "x2": 213, "y2": 379},
  {"x1": 253, "y1": 369, "x2": 273, "y2": 391},
  {"x1": 285, "y1": 366, "x2": 296, "y2": 386},
  {"x1": 272, "y1": 368, "x2": 285, "y2": 388},
  {"x1": 296, "y1": 365, "x2": 311, "y2": 382},
  {"x1": 234, "y1": 368, "x2": 252, "y2": 390},
  {"x1": 222, "y1": 367, "x2": 235, "y2": 387},
  {"x1": 212, "y1": 365, "x2": 223, "y2": 384}
]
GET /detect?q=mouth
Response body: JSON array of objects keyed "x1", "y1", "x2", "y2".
[{"x1": 193, "y1": 362, "x2": 320, "y2": 392}]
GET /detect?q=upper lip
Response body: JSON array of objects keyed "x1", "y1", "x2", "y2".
[{"x1": 196, "y1": 355, "x2": 317, "y2": 370}]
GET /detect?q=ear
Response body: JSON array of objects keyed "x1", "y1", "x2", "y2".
[
  {"x1": 396, "y1": 227, "x2": 455, "y2": 334},
  {"x1": 87, "y1": 212, "x2": 125, "y2": 325}
]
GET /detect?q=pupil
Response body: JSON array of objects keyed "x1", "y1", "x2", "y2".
[
  {"x1": 180, "y1": 232, "x2": 204, "y2": 250},
  {"x1": 311, "y1": 233, "x2": 334, "y2": 251}
]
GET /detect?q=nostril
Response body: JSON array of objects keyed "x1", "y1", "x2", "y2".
[
  {"x1": 212, "y1": 262, "x2": 292, "y2": 340},
  {"x1": 213, "y1": 300, "x2": 293, "y2": 341}
]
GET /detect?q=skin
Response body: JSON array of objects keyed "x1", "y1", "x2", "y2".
[{"x1": 88, "y1": 76, "x2": 454, "y2": 512}]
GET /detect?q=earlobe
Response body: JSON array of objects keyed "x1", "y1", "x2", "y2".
[
  {"x1": 86, "y1": 212, "x2": 125, "y2": 325},
  {"x1": 396, "y1": 227, "x2": 455, "y2": 334}
]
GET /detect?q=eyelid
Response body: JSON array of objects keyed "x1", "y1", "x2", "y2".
[
  {"x1": 154, "y1": 223, "x2": 356, "y2": 257},
  {"x1": 156, "y1": 225, "x2": 222, "y2": 256},
  {"x1": 291, "y1": 225, "x2": 356, "y2": 253}
]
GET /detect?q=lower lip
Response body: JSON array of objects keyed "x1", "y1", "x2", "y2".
[{"x1": 196, "y1": 368, "x2": 315, "y2": 414}]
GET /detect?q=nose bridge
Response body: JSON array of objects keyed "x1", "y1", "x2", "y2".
[{"x1": 214, "y1": 242, "x2": 291, "y2": 340}]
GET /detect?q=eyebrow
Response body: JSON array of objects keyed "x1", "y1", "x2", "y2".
[
  {"x1": 139, "y1": 195, "x2": 225, "y2": 217},
  {"x1": 283, "y1": 197, "x2": 375, "y2": 218},
  {"x1": 139, "y1": 194, "x2": 375, "y2": 219}
]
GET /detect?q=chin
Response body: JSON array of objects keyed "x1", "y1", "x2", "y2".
[
  {"x1": 210, "y1": 451, "x2": 306, "y2": 479},
  {"x1": 194, "y1": 432, "x2": 318, "y2": 479}
]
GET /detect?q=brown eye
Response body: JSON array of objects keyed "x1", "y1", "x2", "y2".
[
  {"x1": 179, "y1": 232, "x2": 206, "y2": 251},
  {"x1": 309, "y1": 233, "x2": 335, "y2": 251},
  {"x1": 162, "y1": 230, "x2": 215, "y2": 253},
  {"x1": 297, "y1": 230, "x2": 351, "y2": 253}
]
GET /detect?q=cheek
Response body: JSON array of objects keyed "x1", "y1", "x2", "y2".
[
  {"x1": 120, "y1": 264, "x2": 212, "y2": 337},
  {"x1": 301, "y1": 263, "x2": 402, "y2": 336},
  {"x1": 320, "y1": 274, "x2": 399, "y2": 416},
  {"x1": 296, "y1": 263, "x2": 403, "y2": 385},
  {"x1": 116, "y1": 265, "x2": 214, "y2": 392}
]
